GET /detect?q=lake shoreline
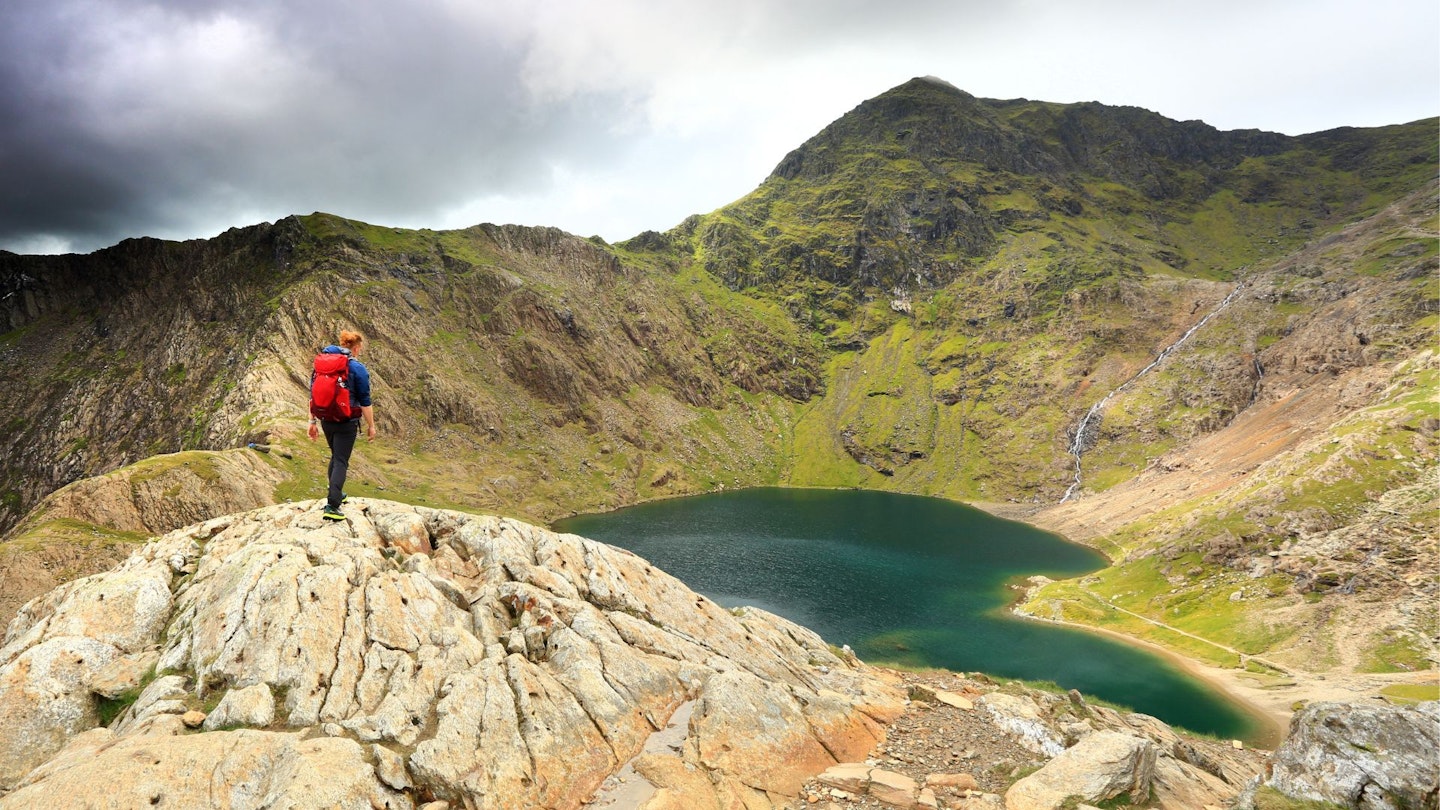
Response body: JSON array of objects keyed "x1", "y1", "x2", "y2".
[
  {"x1": 562, "y1": 486, "x2": 1440, "y2": 748},
  {"x1": 1008, "y1": 606, "x2": 1288, "y2": 748},
  {"x1": 1007, "y1": 605, "x2": 1440, "y2": 751},
  {"x1": 562, "y1": 486, "x2": 1269, "y2": 740},
  {"x1": 972, "y1": 500, "x2": 1440, "y2": 752}
]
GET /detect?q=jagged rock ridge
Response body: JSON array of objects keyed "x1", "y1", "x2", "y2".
[{"x1": 0, "y1": 499, "x2": 905, "y2": 808}]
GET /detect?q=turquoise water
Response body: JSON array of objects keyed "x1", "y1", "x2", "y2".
[{"x1": 555, "y1": 487, "x2": 1261, "y2": 741}]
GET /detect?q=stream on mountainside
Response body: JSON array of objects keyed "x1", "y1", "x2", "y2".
[
  {"x1": 1062, "y1": 282, "x2": 1247, "y2": 502},
  {"x1": 555, "y1": 487, "x2": 1265, "y2": 743}
]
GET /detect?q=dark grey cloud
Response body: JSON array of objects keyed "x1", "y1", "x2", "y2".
[{"x1": 0, "y1": 0, "x2": 641, "y2": 252}]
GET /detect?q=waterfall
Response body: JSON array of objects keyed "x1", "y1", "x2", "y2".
[
  {"x1": 1248, "y1": 355, "x2": 1265, "y2": 407},
  {"x1": 1061, "y1": 283, "x2": 1246, "y2": 502}
]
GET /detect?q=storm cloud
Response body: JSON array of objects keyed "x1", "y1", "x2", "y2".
[{"x1": 2, "y1": 0, "x2": 1435, "y2": 254}]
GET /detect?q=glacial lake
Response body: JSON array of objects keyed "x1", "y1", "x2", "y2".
[{"x1": 555, "y1": 487, "x2": 1262, "y2": 742}]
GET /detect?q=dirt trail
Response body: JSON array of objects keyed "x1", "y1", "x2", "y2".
[{"x1": 1076, "y1": 586, "x2": 1291, "y2": 674}]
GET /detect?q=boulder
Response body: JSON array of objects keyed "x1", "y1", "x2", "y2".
[
  {"x1": 692, "y1": 669, "x2": 838, "y2": 795},
  {"x1": 0, "y1": 636, "x2": 120, "y2": 788},
  {"x1": 1253, "y1": 700, "x2": 1440, "y2": 810},
  {"x1": 112, "y1": 674, "x2": 191, "y2": 734},
  {"x1": 934, "y1": 690, "x2": 975, "y2": 710},
  {"x1": 869, "y1": 769, "x2": 920, "y2": 807},
  {"x1": 87, "y1": 650, "x2": 160, "y2": 699},
  {"x1": 373, "y1": 510, "x2": 432, "y2": 556},
  {"x1": 1005, "y1": 731, "x2": 1157, "y2": 810},
  {"x1": 977, "y1": 692, "x2": 1064, "y2": 756},
  {"x1": 1149, "y1": 754, "x2": 1236, "y2": 810},
  {"x1": 374, "y1": 744, "x2": 413, "y2": 791},
  {"x1": 910, "y1": 683, "x2": 976, "y2": 710},
  {"x1": 818, "y1": 762, "x2": 874, "y2": 794}
]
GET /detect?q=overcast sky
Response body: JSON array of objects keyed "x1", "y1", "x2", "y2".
[{"x1": 2, "y1": 0, "x2": 1435, "y2": 255}]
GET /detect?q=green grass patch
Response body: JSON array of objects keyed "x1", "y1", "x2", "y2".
[
  {"x1": 1252, "y1": 786, "x2": 1347, "y2": 810},
  {"x1": 1362, "y1": 632, "x2": 1432, "y2": 673},
  {"x1": 1379, "y1": 682, "x2": 1440, "y2": 705},
  {"x1": 127, "y1": 451, "x2": 224, "y2": 486},
  {"x1": 5, "y1": 518, "x2": 151, "y2": 552},
  {"x1": 96, "y1": 690, "x2": 141, "y2": 727}
]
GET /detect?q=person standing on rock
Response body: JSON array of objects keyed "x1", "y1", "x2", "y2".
[{"x1": 307, "y1": 329, "x2": 376, "y2": 521}]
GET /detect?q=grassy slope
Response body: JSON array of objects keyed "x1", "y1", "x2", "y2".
[
  {"x1": 667, "y1": 81, "x2": 1435, "y2": 507},
  {"x1": 1019, "y1": 186, "x2": 1438, "y2": 675},
  {"x1": 262, "y1": 216, "x2": 818, "y2": 523}
]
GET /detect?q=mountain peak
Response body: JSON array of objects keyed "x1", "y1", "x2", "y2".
[
  {"x1": 890, "y1": 74, "x2": 972, "y2": 97},
  {"x1": 915, "y1": 75, "x2": 961, "y2": 90}
]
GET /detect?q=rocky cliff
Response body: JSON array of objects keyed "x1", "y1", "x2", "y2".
[{"x1": 1237, "y1": 701, "x2": 1439, "y2": 810}]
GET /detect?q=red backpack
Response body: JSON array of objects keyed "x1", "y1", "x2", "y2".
[{"x1": 310, "y1": 353, "x2": 354, "y2": 422}]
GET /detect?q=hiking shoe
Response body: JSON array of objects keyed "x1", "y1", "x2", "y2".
[
  {"x1": 340, "y1": 493, "x2": 349, "y2": 504},
  {"x1": 322, "y1": 505, "x2": 345, "y2": 521}
]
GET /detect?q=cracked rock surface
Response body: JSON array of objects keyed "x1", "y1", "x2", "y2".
[{"x1": 0, "y1": 499, "x2": 905, "y2": 809}]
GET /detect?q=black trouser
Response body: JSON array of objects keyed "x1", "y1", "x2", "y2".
[{"x1": 321, "y1": 418, "x2": 360, "y2": 508}]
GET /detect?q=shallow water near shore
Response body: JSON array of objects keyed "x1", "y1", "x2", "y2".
[{"x1": 555, "y1": 487, "x2": 1264, "y2": 742}]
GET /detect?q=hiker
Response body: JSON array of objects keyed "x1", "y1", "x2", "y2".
[{"x1": 307, "y1": 329, "x2": 376, "y2": 521}]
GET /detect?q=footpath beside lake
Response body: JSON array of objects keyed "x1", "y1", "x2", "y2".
[{"x1": 556, "y1": 486, "x2": 1272, "y2": 744}]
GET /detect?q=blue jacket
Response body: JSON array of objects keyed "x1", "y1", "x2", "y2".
[{"x1": 321, "y1": 345, "x2": 372, "y2": 408}]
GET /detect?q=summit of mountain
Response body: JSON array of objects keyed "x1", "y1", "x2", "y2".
[{"x1": 670, "y1": 76, "x2": 1433, "y2": 297}]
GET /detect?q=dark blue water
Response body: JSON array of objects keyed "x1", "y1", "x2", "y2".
[{"x1": 555, "y1": 487, "x2": 1261, "y2": 741}]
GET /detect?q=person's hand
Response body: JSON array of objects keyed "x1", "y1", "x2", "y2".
[
  {"x1": 307, "y1": 422, "x2": 319, "y2": 441},
  {"x1": 366, "y1": 423, "x2": 377, "y2": 441}
]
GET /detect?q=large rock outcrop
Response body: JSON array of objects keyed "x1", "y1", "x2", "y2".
[
  {"x1": 1239, "y1": 700, "x2": 1440, "y2": 810},
  {"x1": 0, "y1": 499, "x2": 905, "y2": 809}
]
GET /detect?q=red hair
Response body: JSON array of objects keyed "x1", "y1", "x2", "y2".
[{"x1": 339, "y1": 330, "x2": 364, "y2": 350}]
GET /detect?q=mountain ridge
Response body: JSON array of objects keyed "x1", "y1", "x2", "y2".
[{"x1": 673, "y1": 77, "x2": 1432, "y2": 296}]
